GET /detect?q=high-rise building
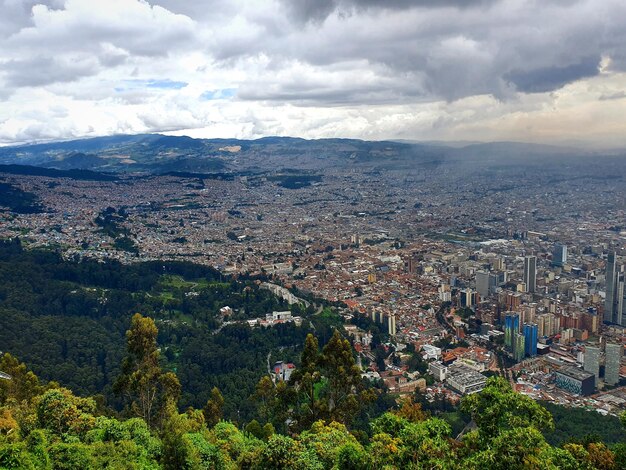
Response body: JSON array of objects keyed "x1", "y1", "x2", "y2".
[
  {"x1": 603, "y1": 252, "x2": 626, "y2": 326},
  {"x1": 583, "y1": 346, "x2": 600, "y2": 387},
  {"x1": 617, "y1": 272, "x2": 625, "y2": 326},
  {"x1": 523, "y1": 323, "x2": 538, "y2": 357},
  {"x1": 513, "y1": 333, "x2": 526, "y2": 362},
  {"x1": 524, "y1": 256, "x2": 537, "y2": 293},
  {"x1": 476, "y1": 271, "x2": 497, "y2": 298},
  {"x1": 461, "y1": 289, "x2": 477, "y2": 308},
  {"x1": 504, "y1": 312, "x2": 520, "y2": 349},
  {"x1": 505, "y1": 292, "x2": 522, "y2": 311},
  {"x1": 537, "y1": 313, "x2": 559, "y2": 336},
  {"x1": 552, "y1": 244, "x2": 568, "y2": 267},
  {"x1": 605, "y1": 343, "x2": 622, "y2": 386},
  {"x1": 604, "y1": 252, "x2": 617, "y2": 324}
]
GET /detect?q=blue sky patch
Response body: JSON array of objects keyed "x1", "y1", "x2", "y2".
[
  {"x1": 115, "y1": 79, "x2": 188, "y2": 92},
  {"x1": 200, "y1": 88, "x2": 237, "y2": 100}
]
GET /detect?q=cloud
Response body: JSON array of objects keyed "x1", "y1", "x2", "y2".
[
  {"x1": 505, "y1": 57, "x2": 601, "y2": 93},
  {"x1": 0, "y1": 0, "x2": 626, "y2": 147},
  {"x1": 282, "y1": 0, "x2": 497, "y2": 24}
]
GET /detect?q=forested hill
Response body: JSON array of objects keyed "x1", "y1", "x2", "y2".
[{"x1": 0, "y1": 238, "x2": 321, "y2": 419}]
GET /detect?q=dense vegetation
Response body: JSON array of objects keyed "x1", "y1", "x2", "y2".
[
  {"x1": 0, "y1": 239, "x2": 317, "y2": 420},
  {"x1": 0, "y1": 319, "x2": 624, "y2": 469},
  {"x1": 541, "y1": 402, "x2": 625, "y2": 447}
]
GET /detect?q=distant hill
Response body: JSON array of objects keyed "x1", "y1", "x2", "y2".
[
  {"x1": 0, "y1": 164, "x2": 117, "y2": 181},
  {"x1": 0, "y1": 134, "x2": 597, "y2": 174}
]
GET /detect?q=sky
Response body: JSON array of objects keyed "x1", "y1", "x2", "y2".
[{"x1": 1, "y1": 0, "x2": 626, "y2": 147}]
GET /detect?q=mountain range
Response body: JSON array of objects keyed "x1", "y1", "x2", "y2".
[{"x1": 0, "y1": 134, "x2": 601, "y2": 175}]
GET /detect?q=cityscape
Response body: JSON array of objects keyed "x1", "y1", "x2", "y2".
[
  {"x1": 1, "y1": 0, "x2": 626, "y2": 467},
  {"x1": 0, "y1": 135, "x2": 624, "y2": 417}
]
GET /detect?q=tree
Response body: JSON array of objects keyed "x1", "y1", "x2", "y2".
[
  {"x1": 461, "y1": 376, "x2": 553, "y2": 442},
  {"x1": 202, "y1": 387, "x2": 224, "y2": 428},
  {"x1": 0, "y1": 353, "x2": 45, "y2": 405},
  {"x1": 318, "y1": 330, "x2": 368, "y2": 424},
  {"x1": 254, "y1": 376, "x2": 276, "y2": 423},
  {"x1": 35, "y1": 388, "x2": 96, "y2": 438},
  {"x1": 114, "y1": 313, "x2": 180, "y2": 429},
  {"x1": 460, "y1": 377, "x2": 557, "y2": 469},
  {"x1": 393, "y1": 396, "x2": 427, "y2": 423},
  {"x1": 288, "y1": 334, "x2": 323, "y2": 430}
]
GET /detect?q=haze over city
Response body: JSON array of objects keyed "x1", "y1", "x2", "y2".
[{"x1": 2, "y1": 0, "x2": 626, "y2": 147}]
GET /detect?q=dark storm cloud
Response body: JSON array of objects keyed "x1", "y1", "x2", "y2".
[
  {"x1": 2, "y1": 56, "x2": 99, "y2": 87},
  {"x1": 505, "y1": 57, "x2": 601, "y2": 93},
  {"x1": 282, "y1": 0, "x2": 496, "y2": 23}
]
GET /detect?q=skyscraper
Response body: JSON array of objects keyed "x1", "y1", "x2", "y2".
[
  {"x1": 476, "y1": 271, "x2": 497, "y2": 298},
  {"x1": 604, "y1": 252, "x2": 625, "y2": 326},
  {"x1": 605, "y1": 252, "x2": 617, "y2": 323},
  {"x1": 552, "y1": 244, "x2": 567, "y2": 267},
  {"x1": 523, "y1": 323, "x2": 538, "y2": 357},
  {"x1": 524, "y1": 256, "x2": 537, "y2": 293},
  {"x1": 504, "y1": 312, "x2": 520, "y2": 349},
  {"x1": 513, "y1": 333, "x2": 526, "y2": 362},
  {"x1": 605, "y1": 343, "x2": 622, "y2": 386},
  {"x1": 583, "y1": 346, "x2": 600, "y2": 387}
]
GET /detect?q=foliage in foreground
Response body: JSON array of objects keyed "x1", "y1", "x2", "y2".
[{"x1": 0, "y1": 314, "x2": 624, "y2": 469}]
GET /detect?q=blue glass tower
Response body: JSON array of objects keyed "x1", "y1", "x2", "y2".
[
  {"x1": 504, "y1": 313, "x2": 519, "y2": 349},
  {"x1": 523, "y1": 323, "x2": 538, "y2": 357}
]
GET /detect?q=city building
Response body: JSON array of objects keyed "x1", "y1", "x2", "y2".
[
  {"x1": 604, "y1": 252, "x2": 625, "y2": 326},
  {"x1": 523, "y1": 323, "x2": 538, "y2": 357},
  {"x1": 605, "y1": 343, "x2": 622, "y2": 386},
  {"x1": 428, "y1": 362, "x2": 447, "y2": 381},
  {"x1": 554, "y1": 367, "x2": 595, "y2": 396},
  {"x1": 461, "y1": 289, "x2": 478, "y2": 308},
  {"x1": 504, "y1": 312, "x2": 520, "y2": 349},
  {"x1": 552, "y1": 244, "x2": 568, "y2": 267},
  {"x1": 524, "y1": 255, "x2": 537, "y2": 293},
  {"x1": 476, "y1": 271, "x2": 497, "y2": 299},
  {"x1": 422, "y1": 344, "x2": 442, "y2": 360},
  {"x1": 271, "y1": 361, "x2": 296, "y2": 382},
  {"x1": 513, "y1": 332, "x2": 526, "y2": 362},
  {"x1": 583, "y1": 346, "x2": 600, "y2": 387},
  {"x1": 446, "y1": 365, "x2": 486, "y2": 395}
]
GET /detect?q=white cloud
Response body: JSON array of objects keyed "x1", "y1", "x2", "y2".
[{"x1": 0, "y1": 0, "x2": 625, "y2": 146}]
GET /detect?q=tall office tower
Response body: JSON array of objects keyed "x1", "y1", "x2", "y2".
[
  {"x1": 504, "y1": 312, "x2": 520, "y2": 349},
  {"x1": 524, "y1": 256, "x2": 537, "y2": 293},
  {"x1": 513, "y1": 333, "x2": 526, "y2": 362},
  {"x1": 605, "y1": 343, "x2": 622, "y2": 386},
  {"x1": 523, "y1": 323, "x2": 538, "y2": 357},
  {"x1": 617, "y1": 272, "x2": 625, "y2": 327},
  {"x1": 461, "y1": 289, "x2": 475, "y2": 308},
  {"x1": 552, "y1": 244, "x2": 568, "y2": 267},
  {"x1": 476, "y1": 271, "x2": 497, "y2": 298},
  {"x1": 604, "y1": 252, "x2": 617, "y2": 323},
  {"x1": 583, "y1": 346, "x2": 600, "y2": 386}
]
